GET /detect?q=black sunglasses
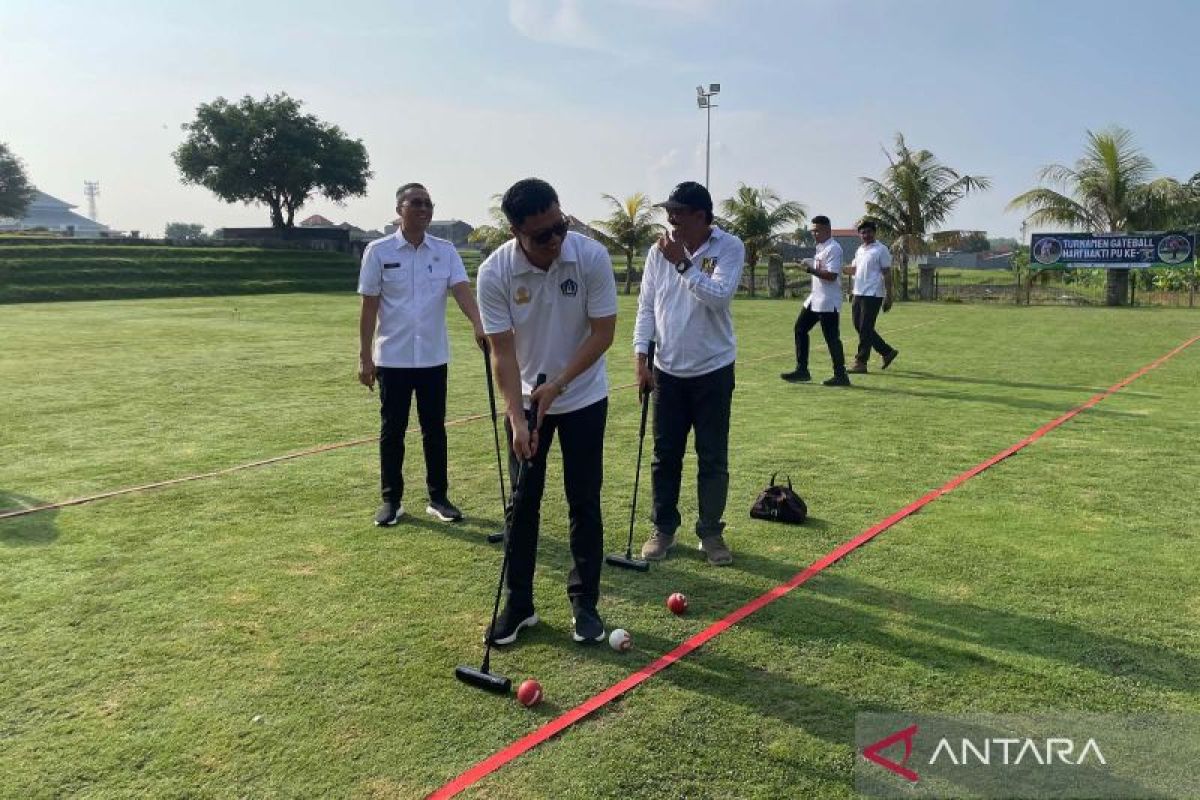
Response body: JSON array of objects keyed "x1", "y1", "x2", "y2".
[
  {"x1": 404, "y1": 198, "x2": 435, "y2": 209},
  {"x1": 525, "y1": 217, "x2": 569, "y2": 245}
]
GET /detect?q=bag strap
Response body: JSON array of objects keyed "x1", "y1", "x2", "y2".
[
  {"x1": 769, "y1": 471, "x2": 778, "y2": 487},
  {"x1": 787, "y1": 475, "x2": 793, "y2": 491}
]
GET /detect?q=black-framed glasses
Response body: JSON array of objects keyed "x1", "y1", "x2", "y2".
[
  {"x1": 404, "y1": 198, "x2": 435, "y2": 209},
  {"x1": 525, "y1": 216, "x2": 569, "y2": 245}
]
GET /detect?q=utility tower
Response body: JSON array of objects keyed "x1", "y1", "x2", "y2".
[{"x1": 84, "y1": 181, "x2": 100, "y2": 221}]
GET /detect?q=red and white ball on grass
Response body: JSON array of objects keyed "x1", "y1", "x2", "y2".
[
  {"x1": 667, "y1": 592, "x2": 689, "y2": 615},
  {"x1": 608, "y1": 628, "x2": 632, "y2": 652},
  {"x1": 516, "y1": 679, "x2": 542, "y2": 707}
]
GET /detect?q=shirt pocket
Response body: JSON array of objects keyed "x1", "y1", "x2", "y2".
[
  {"x1": 425, "y1": 261, "x2": 451, "y2": 291},
  {"x1": 381, "y1": 263, "x2": 404, "y2": 283}
]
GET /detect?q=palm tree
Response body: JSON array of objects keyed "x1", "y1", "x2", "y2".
[
  {"x1": 1008, "y1": 127, "x2": 1176, "y2": 305},
  {"x1": 591, "y1": 193, "x2": 662, "y2": 294},
  {"x1": 467, "y1": 194, "x2": 512, "y2": 256},
  {"x1": 719, "y1": 184, "x2": 806, "y2": 297},
  {"x1": 861, "y1": 133, "x2": 990, "y2": 300}
]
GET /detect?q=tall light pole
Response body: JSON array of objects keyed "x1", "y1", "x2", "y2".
[{"x1": 696, "y1": 83, "x2": 720, "y2": 188}]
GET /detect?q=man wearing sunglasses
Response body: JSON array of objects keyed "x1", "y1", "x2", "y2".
[
  {"x1": 476, "y1": 178, "x2": 618, "y2": 647},
  {"x1": 633, "y1": 181, "x2": 745, "y2": 567},
  {"x1": 357, "y1": 182, "x2": 486, "y2": 528}
]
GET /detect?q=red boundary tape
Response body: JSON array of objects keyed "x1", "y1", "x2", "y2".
[{"x1": 426, "y1": 332, "x2": 1200, "y2": 799}]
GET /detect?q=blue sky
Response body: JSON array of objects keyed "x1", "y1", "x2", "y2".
[{"x1": 3, "y1": 0, "x2": 1198, "y2": 239}]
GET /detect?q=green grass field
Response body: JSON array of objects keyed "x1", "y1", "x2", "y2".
[{"x1": 2, "y1": 294, "x2": 1198, "y2": 798}]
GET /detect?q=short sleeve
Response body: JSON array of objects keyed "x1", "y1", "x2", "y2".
[
  {"x1": 448, "y1": 246, "x2": 469, "y2": 287},
  {"x1": 584, "y1": 243, "x2": 618, "y2": 319},
  {"x1": 477, "y1": 258, "x2": 512, "y2": 335},
  {"x1": 357, "y1": 244, "x2": 383, "y2": 296}
]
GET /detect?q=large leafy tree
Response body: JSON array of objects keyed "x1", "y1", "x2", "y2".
[
  {"x1": 861, "y1": 133, "x2": 990, "y2": 300},
  {"x1": 0, "y1": 142, "x2": 37, "y2": 218},
  {"x1": 592, "y1": 193, "x2": 662, "y2": 294},
  {"x1": 719, "y1": 184, "x2": 806, "y2": 297},
  {"x1": 1007, "y1": 127, "x2": 1181, "y2": 305},
  {"x1": 174, "y1": 93, "x2": 371, "y2": 229},
  {"x1": 467, "y1": 194, "x2": 513, "y2": 255}
]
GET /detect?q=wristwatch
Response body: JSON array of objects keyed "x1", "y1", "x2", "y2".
[{"x1": 674, "y1": 257, "x2": 693, "y2": 275}]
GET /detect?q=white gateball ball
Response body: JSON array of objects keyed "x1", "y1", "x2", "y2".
[{"x1": 608, "y1": 628, "x2": 632, "y2": 652}]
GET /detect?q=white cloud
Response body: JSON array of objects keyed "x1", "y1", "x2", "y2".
[{"x1": 507, "y1": 0, "x2": 604, "y2": 51}]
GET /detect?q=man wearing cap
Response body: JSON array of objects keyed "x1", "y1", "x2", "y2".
[
  {"x1": 781, "y1": 214, "x2": 850, "y2": 386},
  {"x1": 846, "y1": 218, "x2": 899, "y2": 373},
  {"x1": 358, "y1": 182, "x2": 486, "y2": 527},
  {"x1": 476, "y1": 177, "x2": 618, "y2": 646},
  {"x1": 633, "y1": 181, "x2": 745, "y2": 566}
]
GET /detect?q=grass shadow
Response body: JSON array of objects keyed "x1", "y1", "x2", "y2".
[
  {"x1": 853, "y1": 383, "x2": 1144, "y2": 418},
  {"x1": 0, "y1": 492, "x2": 59, "y2": 546},
  {"x1": 890, "y1": 369, "x2": 1160, "y2": 399}
]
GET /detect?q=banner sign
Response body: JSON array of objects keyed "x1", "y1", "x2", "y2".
[{"x1": 1030, "y1": 232, "x2": 1194, "y2": 268}]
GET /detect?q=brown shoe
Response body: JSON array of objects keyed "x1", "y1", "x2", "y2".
[
  {"x1": 847, "y1": 362, "x2": 868, "y2": 375},
  {"x1": 698, "y1": 535, "x2": 733, "y2": 566},
  {"x1": 640, "y1": 530, "x2": 676, "y2": 561}
]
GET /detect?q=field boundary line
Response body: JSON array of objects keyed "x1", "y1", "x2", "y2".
[{"x1": 426, "y1": 330, "x2": 1200, "y2": 799}]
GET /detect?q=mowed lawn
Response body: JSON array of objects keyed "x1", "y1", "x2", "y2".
[{"x1": 2, "y1": 295, "x2": 1198, "y2": 799}]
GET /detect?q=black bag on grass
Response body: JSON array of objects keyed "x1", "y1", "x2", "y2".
[{"x1": 749, "y1": 473, "x2": 807, "y2": 524}]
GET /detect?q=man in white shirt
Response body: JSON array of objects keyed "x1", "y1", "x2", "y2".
[
  {"x1": 357, "y1": 182, "x2": 485, "y2": 527},
  {"x1": 476, "y1": 178, "x2": 618, "y2": 647},
  {"x1": 780, "y1": 215, "x2": 850, "y2": 387},
  {"x1": 846, "y1": 218, "x2": 899, "y2": 373},
  {"x1": 633, "y1": 181, "x2": 744, "y2": 567}
]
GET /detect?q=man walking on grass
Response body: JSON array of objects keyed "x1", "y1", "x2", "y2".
[
  {"x1": 476, "y1": 177, "x2": 618, "y2": 646},
  {"x1": 847, "y1": 218, "x2": 899, "y2": 374},
  {"x1": 357, "y1": 182, "x2": 485, "y2": 527},
  {"x1": 781, "y1": 214, "x2": 850, "y2": 387},
  {"x1": 634, "y1": 181, "x2": 744, "y2": 567}
]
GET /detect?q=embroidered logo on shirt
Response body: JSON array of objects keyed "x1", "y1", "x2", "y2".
[
  {"x1": 702, "y1": 257, "x2": 717, "y2": 275},
  {"x1": 515, "y1": 286, "x2": 531, "y2": 305},
  {"x1": 559, "y1": 278, "x2": 578, "y2": 297},
  {"x1": 383, "y1": 262, "x2": 400, "y2": 270}
]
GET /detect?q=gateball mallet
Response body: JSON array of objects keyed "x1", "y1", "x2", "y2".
[
  {"x1": 605, "y1": 340, "x2": 655, "y2": 572},
  {"x1": 454, "y1": 375, "x2": 546, "y2": 694}
]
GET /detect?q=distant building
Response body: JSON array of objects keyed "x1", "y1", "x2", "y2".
[
  {"x1": 300, "y1": 214, "x2": 383, "y2": 243},
  {"x1": 566, "y1": 215, "x2": 605, "y2": 243},
  {"x1": 831, "y1": 228, "x2": 861, "y2": 262},
  {"x1": 299, "y1": 214, "x2": 336, "y2": 227},
  {"x1": 0, "y1": 191, "x2": 111, "y2": 236}
]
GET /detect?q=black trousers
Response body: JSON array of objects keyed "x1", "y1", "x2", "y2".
[
  {"x1": 650, "y1": 363, "x2": 734, "y2": 540},
  {"x1": 377, "y1": 365, "x2": 448, "y2": 505},
  {"x1": 794, "y1": 305, "x2": 846, "y2": 375},
  {"x1": 503, "y1": 398, "x2": 607, "y2": 612},
  {"x1": 851, "y1": 295, "x2": 896, "y2": 365}
]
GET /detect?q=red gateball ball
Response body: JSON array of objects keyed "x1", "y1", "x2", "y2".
[
  {"x1": 516, "y1": 679, "x2": 542, "y2": 707},
  {"x1": 667, "y1": 592, "x2": 689, "y2": 615}
]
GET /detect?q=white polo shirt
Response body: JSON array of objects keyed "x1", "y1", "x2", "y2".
[
  {"x1": 477, "y1": 231, "x2": 618, "y2": 415},
  {"x1": 357, "y1": 231, "x2": 469, "y2": 368},
  {"x1": 632, "y1": 227, "x2": 745, "y2": 378},
  {"x1": 804, "y1": 238, "x2": 844, "y2": 313},
  {"x1": 851, "y1": 240, "x2": 892, "y2": 298}
]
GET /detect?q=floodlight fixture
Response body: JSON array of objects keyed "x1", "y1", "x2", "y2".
[
  {"x1": 709, "y1": 83, "x2": 720, "y2": 94},
  {"x1": 696, "y1": 85, "x2": 704, "y2": 96}
]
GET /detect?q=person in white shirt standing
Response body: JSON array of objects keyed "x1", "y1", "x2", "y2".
[
  {"x1": 780, "y1": 214, "x2": 850, "y2": 387},
  {"x1": 633, "y1": 181, "x2": 744, "y2": 567},
  {"x1": 846, "y1": 218, "x2": 899, "y2": 373},
  {"x1": 476, "y1": 178, "x2": 618, "y2": 646},
  {"x1": 357, "y1": 183, "x2": 485, "y2": 527}
]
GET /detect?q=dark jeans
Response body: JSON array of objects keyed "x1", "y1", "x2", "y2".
[
  {"x1": 851, "y1": 295, "x2": 896, "y2": 365},
  {"x1": 503, "y1": 398, "x2": 607, "y2": 613},
  {"x1": 794, "y1": 305, "x2": 846, "y2": 375},
  {"x1": 377, "y1": 365, "x2": 448, "y2": 505},
  {"x1": 650, "y1": 363, "x2": 734, "y2": 540}
]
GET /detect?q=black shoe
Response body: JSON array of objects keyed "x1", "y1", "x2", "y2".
[
  {"x1": 881, "y1": 349, "x2": 899, "y2": 370},
  {"x1": 823, "y1": 374, "x2": 851, "y2": 387},
  {"x1": 484, "y1": 604, "x2": 538, "y2": 646},
  {"x1": 571, "y1": 605, "x2": 605, "y2": 644},
  {"x1": 780, "y1": 368, "x2": 812, "y2": 383},
  {"x1": 426, "y1": 498, "x2": 463, "y2": 522},
  {"x1": 373, "y1": 501, "x2": 403, "y2": 526}
]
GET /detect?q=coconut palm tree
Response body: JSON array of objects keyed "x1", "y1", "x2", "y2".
[
  {"x1": 591, "y1": 193, "x2": 663, "y2": 294},
  {"x1": 861, "y1": 133, "x2": 990, "y2": 301},
  {"x1": 719, "y1": 184, "x2": 806, "y2": 297},
  {"x1": 1007, "y1": 127, "x2": 1179, "y2": 305},
  {"x1": 467, "y1": 193, "x2": 512, "y2": 256}
]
